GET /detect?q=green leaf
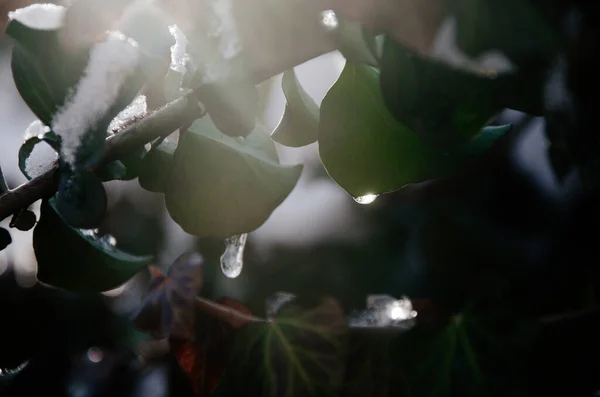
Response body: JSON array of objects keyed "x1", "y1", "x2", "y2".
[
  {"x1": 55, "y1": 169, "x2": 107, "y2": 229},
  {"x1": 227, "y1": 296, "x2": 347, "y2": 397},
  {"x1": 379, "y1": 36, "x2": 510, "y2": 145},
  {"x1": 319, "y1": 62, "x2": 438, "y2": 198},
  {"x1": 0, "y1": 228, "x2": 12, "y2": 251},
  {"x1": 195, "y1": 79, "x2": 260, "y2": 138},
  {"x1": 165, "y1": 117, "x2": 302, "y2": 238},
  {"x1": 96, "y1": 160, "x2": 128, "y2": 182},
  {"x1": 33, "y1": 200, "x2": 153, "y2": 292},
  {"x1": 271, "y1": 69, "x2": 320, "y2": 148},
  {"x1": 319, "y1": 63, "x2": 511, "y2": 198},
  {"x1": 6, "y1": 17, "x2": 89, "y2": 126},
  {"x1": 138, "y1": 139, "x2": 176, "y2": 193}
]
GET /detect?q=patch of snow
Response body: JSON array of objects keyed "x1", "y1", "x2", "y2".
[
  {"x1": 431, "y1": 16, "x2": 516, "y2": 76},
  {"x1": 108, "y1": 95, "x2": 147, "y2": 133},
  {"x1": 8, "y1": 3, "x2": 66, "y2": 30},
  {"x1": 23, "y1": 119, "x2": 50, "y2": 140},
  {"x1": 169, "y1": 25, "x2": 189, "y2": 73},
  {"x1": 25, "y1": 141, "x2": 58, "y2": 179},
  {"x1": 52, "y1": 31, "x2": 141, "y2": 166}
]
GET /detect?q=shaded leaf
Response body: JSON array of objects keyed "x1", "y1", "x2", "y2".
[
  {"x1": 271, "y1": 69, "x2": 320, "y2": 148},
  {"x1": 33, "y1": 200, "x2": 153, "y2": 291},
  {"x1": 379, "y1": 35, "x2": 509, "y2": 145},
  {"x1": 0, "y1": 228, "x2": 12, "y2": 251},
  {"x1": 196, "y1": 79, "x2": 259, "y2": 138},
  {"x1": 9, "y1": 209, "x2": 37, "y2": 232},
  {"x1": 96, "y1": 160, "x2": 128, "y2": 182},
  {"x1": 166, "y1": 117, "x2": 302, "y2": 238},
  {"x1": 55, "y1": 169, "x2": 107, "y2": 229},
  {"x1": 138, "y1": 139, "x2": 177, "y2": 193},
  {"x1": 0, "y1": 166, "x2": 8, "y2": 194},
  {"x1": 319, "y1": 62, "x2": 511, "y2": 198},
  {"x1": 227, "y1": 296, "x2": 347, "y2": 397},
  {"x1": 172, "y1": 297, "x2": 253, "y2": 397},
  {"x1": 134, "y1": 252, "x2": 204, "y2": 340}
]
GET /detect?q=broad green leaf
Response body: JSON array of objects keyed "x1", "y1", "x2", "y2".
[
  {"x1": 319, "y1": 62, "x2": 438, "y2": 198},
  {"x1": 271, "y1": 69, "x2": 320, "y2": 148},
  {"x1": 165, "y1": 117, "x2": 302, "y2": 238},
  {"x1": 319, "y1": 62, "x2": 511, "y2": 198},
  {"x1": 33, "y1": 200, "x2": 153, "y2": 292},
  {"x1": 138, "y1": 139, "x2": 177, "y2": 193},
  {"x1": 6, "y1": 16, "x2": 89, "y2": 126},
  {"x1": 54, "y1": 169, "x2": 107, "y2": 229},
  {"x1": 196, "y1": 78, "x2": 260, "y2": 138},
  {"x1": 0, "y1": 228, "x2": 12, "y2": 251},
  {"x1": 96, "y1": 160, "x2": 128, "y2": 182},
  {"x1": 379, "y1": 36, "x2": 510, "y2": 145},
  {"x1": 227, "y1": 296, "x2": 347, "y2": 397}
]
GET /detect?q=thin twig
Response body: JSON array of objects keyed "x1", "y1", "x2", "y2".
[{"x1": 194, "y1": 296, "x2": 265, "y2": 328}]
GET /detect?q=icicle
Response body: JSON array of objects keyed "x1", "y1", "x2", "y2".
[{"x1": 220, "y1": 233, "x2": 247, "y2": 278}]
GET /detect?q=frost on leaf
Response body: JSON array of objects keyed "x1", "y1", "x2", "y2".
[
  {"x1": 25, "y1": 141, "x2": 58, "y2": 179},
  {"x1": 348, "y1": 294, "x2": 417, "y2": 329},
  {"x1": 169, "y1": 24, "x2": 189, "y2": 73},
  {"x1": 8, "y1": 4, "x2": 66, "y2": 30},
  {"x1": 108, "y1": 95, "x2": 147, "y2": 133},
  {"x1": 51, "y1": 31, "x2": 141, "y2": 167}
]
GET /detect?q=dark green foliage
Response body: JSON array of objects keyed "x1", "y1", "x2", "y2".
[
  {"x1": 0, "y1": 228, "x2": 11, "y2": 251},
  {"x1": 138, "y1": 139, "x2": 176, "y2": 193},
  {"x1": 9, "y1": 209, "x2": 36, "y2": 231},
  {"x1": 34, "y1": 200, "x2": 152, "y2": 291},
  {"x1": 55, "y1": 169, "x2": 108, "y2": 229}
]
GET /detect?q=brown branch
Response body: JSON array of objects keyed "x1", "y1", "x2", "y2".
[{"x1": 194, "y1": 296, "x2": 265, "y2": 328}]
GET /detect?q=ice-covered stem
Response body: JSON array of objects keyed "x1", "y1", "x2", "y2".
[{"x1": 0, "y1": 94, "x2": 204, "y2": 222}]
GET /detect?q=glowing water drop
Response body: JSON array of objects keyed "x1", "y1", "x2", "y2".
[
  {"x1": 220, "y1": 233, "x2": 247, "y2": 278},
  {"x1": 320, "y1": 10, "x2": 338, "y2": 30},
  {"x1": 353, "y1": 194, "x2": 378, "y2": 205}
]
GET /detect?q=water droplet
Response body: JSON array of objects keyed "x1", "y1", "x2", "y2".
[
  {"x1": 220, "y1": 233, "x2": 247, "y2": 278},
  {"x1": 320, "y1": 10, "x2": 338, "y2": 30},
  {"x1": 353, "y1": 194, "x2": 378, "y2": 205},
  {"x1": 80, "y1": 228, "x2": 99, "y2": 238}
]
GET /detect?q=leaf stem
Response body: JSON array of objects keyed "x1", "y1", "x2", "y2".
[{"x1": 194, "y1": 296, "x2": 265, "y2": 328}]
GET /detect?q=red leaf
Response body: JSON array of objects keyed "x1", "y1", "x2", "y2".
[{"x1": 171, "y1": 297, "x2": 253, "y2": 397}]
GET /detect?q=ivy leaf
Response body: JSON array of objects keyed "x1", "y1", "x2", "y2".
[
  {"x1": 33, "y1": 200, "x2": 153, "y2": 292},
  {"x1": 165, "y1": 117, "x2": 302, "y2": 238},
  {"x1": 196, "y1": 78, "x2": 260, "y2": 138},
  {"x1": 319, "y1": 62, "x2": 511, "y2": 198},
  {"x1": 0, "y1": 165, "x2": 8, "y2": 194},
  {"x1": 133, "y1": 252, "x2": 204, "y2": 341},
  {"x1": 138, "y1": 139, "x2": 177, "y2": 193},
  {"x1": 55, "y1": 169, "x2": 107, "y2": 229},
  {"x1": 226, "y1": 296, "x2": 347, "y2": 397},
  {"x1": 171, "y1": 297, "x2": 253, "y2": 397},
  {"x1": 6, "y1": 11, "x2": 89, "y2": 126},
  {"x1": 379, "y1": 35, "x2": 511, "y2": 146},
  {"x1": 319, "y1": 62, "x2": 438, "y2": 198},
  {"x1": 271, "y1": 69, "x2": 320, "y2": 148},
  {"x1": 96, "y1": 160, "x2": 128, "y2": 182},
  {"x1": 0, "y1": 228, "x2": 12, "y2": 251}
]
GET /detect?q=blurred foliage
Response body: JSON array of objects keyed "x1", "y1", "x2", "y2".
[{"x1": 2, "y1": 0, "x2": 600, "y2": 397}]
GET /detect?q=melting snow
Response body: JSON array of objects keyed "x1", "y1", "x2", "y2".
[
  {"x1": 108, "y1": 95, "x2": 147, "y2": 133},
  {"x1": 52, "y1": 31, "x2": 140, "y2": 166},
  {"x1": 8, "y1": 3, "x2": 66, "y2": 30},
  {"x1": 23, "y1": 120, "x2": 50, "y2": 140},
  {"x1": 25, "y1": 141, "x2": 58, "y2": 179}
]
